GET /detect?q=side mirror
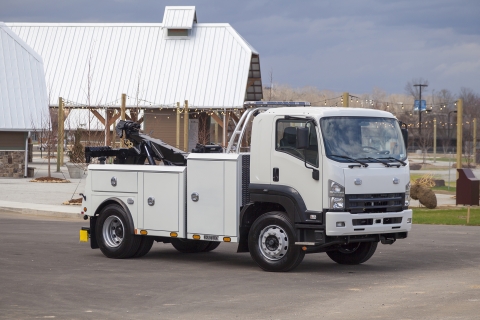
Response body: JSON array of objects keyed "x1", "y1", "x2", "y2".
[
  {"x1": 296, "y1": 127, "x2": 309, "y2": 149},
  {"x1": 401, "y1": 128, "x2": 408, "y2": 150}
]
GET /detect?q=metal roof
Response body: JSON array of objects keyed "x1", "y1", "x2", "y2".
[
  {"x1": 6, "y1": 13, "x2": 262, "y2": 110},
  {"x1": 163, "y1": 6, "x2": 197, "y2": 29},
  {"x1": 0, "y1": 22, "x2": 48, "y2": 131}
]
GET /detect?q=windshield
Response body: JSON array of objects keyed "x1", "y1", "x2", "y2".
[{"x1": 320, "y1": 116, "x2": 406, "y2": 163}]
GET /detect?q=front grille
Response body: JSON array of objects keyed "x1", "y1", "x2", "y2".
[{"x1": 346, "y1": 193, "x2": 404, "y2": 213}]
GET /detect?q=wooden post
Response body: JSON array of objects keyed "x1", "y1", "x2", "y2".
[
  {"x1": 121, "y1": 93, "x2": 126, "y2": 147},
  {"x1": 433, "y1": 118, "x2": 437, "y2": 163},
  {"x1": 176, "y1": 102, "x2": 180, "y2": 149},
  {"x1": 184, "y1": 100, "x2": 189, "y2": 152},
  {"x1": 467, "y1": 206, "x2": 471, "y2": 224},
  {"x1": 105, "y1": 109, "x2": 111, "y2": 147},
  {"x1": 473, "y1": 118, "x2": 476, "y2": 167},
  {"x1": 223, "y1": 111, "x2": 230, "y2": 148},
  {"x1": 457, "y1": 99, "x2": 463, "y2": 177},
  {"x1": 56, "y1": 97, "x2": 64, "y2": 172},
  {"x1": 215, "y1": 122, "x2": 219, "y2": 144},
  {"x1": 111, "y1": 118, "x2": 116, "y2": 147},
  {"x1": 342, "y1": 92, "x2": 349, "y2": 107}
]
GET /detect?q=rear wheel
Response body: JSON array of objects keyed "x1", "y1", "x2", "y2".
[
  {"x1": 132, "y1": 237, "x2": 154, "y2": 258},
  {"x1": 171, "y1": 239, "x2": 210, "y2": 253},
  {"x1": 96, "y1": 204, "x2": 141, "y2": 259},
  {"x1": 248, "y1": 211, "x2": 305, "y2": 272},
  {"x1": 326, "y1": 241, "x2": 378, "y2": 265},
  {"x1": 202, "y1": 241, "x2": 221, "y2": 252}
]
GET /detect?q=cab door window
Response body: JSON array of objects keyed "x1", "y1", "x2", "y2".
[{"x1": 275, "y1": 120, "x2": 319, "y2": 167}]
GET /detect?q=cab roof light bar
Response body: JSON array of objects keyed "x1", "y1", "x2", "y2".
[{"x1": 243, "y1": 101, "x2": 311, "y2": 108}]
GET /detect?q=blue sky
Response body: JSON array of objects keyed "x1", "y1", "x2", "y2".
[{"x1": 2, "y1": 0, "x2": 479, "y2": 95}]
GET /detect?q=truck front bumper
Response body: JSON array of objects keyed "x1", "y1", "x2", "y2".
[{"x1": 325, "y1": 209, "x2": 412, "y2": 236}]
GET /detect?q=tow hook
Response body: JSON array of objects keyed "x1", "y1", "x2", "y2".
[{"x1": 381, "y1": 238, "x2": 396, "y2": 245}]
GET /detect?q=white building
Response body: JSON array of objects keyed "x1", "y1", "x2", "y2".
[
  {"x1": 0, "y1": 23, "x2": 48, "y2": 177},
  {"x1": 7, "y1": 6, "x2": 262, "y2": 148}
]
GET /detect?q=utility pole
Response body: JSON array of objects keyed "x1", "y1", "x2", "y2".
[
  {"x1": 473, "y1": 118, "x2": 477, "y2": 167},
  {"x1": 433, "y1": 118, "x2": 437, "y2": 162},
  {"x1": 457, "y1": 99, "x2": 463, "y2": 174},
  {"x1": 414, "y1": 84, "x2": 428, "y2": 135}
]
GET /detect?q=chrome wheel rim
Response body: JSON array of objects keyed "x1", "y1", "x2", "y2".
[
  {"x1": 258, "y1": 225, "x2": 288, "y2": 261},
  {"x1": 102, "y1": 215, "x2": 124, "y2": 248}
]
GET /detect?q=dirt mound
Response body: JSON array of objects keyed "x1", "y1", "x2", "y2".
[{"x1": 30, "y1": 177, "x2": 70, "y2": 183}]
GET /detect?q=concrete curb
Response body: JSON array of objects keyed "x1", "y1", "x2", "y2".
[
  {"x1": 0, "y1": 207, "x2": 83, "y2": 219},
  {"x1": 0, "y1": 201, "x2": 83, "y2": 219}
]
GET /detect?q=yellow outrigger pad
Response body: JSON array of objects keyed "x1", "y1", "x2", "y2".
[{"x1": 79, "y1": 229, "x2": 89, "y2": 242}]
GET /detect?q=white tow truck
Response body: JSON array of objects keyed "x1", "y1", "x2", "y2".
[{"x1": 79, "y1": 102, "x2": 412, "y2": 272}]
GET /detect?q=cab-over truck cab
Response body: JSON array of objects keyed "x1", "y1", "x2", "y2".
[{"x1": 238, "y1": 107, "x2": 411, "y2": 270}]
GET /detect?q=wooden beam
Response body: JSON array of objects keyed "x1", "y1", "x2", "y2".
[
  {"x1": 230, "y1": 112, "x2": 239, "y2": 124},
  {"x1": 137, "y1": 117, "x2": 144, "y2": 125},
  {"x1": 211, "y1": 112, "x2": 223, "y2": 128},
  {"x1": 90, "y1": 110, "x2": 105, "y2": 123},
  {"x1": 107, "y1": 112, "x2": 121, "y2": 127},
  {"x1": 223, "y1": 111, "x2": 230, "y2": 148}
]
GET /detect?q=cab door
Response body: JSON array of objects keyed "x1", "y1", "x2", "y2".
[{"x1": 270, "y1": 117, "x2": 323, "y2": 214}]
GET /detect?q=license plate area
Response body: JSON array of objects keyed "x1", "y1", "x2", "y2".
[{"x1": 204, "y1": 235, "x2": 219, "y2": 241}]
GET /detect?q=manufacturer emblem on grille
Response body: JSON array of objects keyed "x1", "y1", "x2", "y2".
[{"x1": 393, "y1": 177, "x2": 399, "y2": 184}]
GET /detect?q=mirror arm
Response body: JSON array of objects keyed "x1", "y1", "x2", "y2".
[{"x1": 303, "y1": 150, "x2": 319, "y2": 181}]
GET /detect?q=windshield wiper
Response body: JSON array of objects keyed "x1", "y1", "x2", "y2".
[
  {"x1": 362, "y1": 157, "x2": 400, "y2": 168},
  {"x1": 330, "y1": 154, "x2": 369, "y2": 168},
  {"x1": 379, "y1": 157, "x2": 407, "y2": 166}
]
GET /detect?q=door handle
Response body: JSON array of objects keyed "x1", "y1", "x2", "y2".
[{"x1": 273, "y1": 167, "x2": 279, "y2": 182}]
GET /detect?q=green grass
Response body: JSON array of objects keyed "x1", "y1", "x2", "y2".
[
  {"x1": 410, "y1": 173, "x2": 456, "y2": 191},
  {"x1": 422, "y1": 156, "x2": 469, "y2": 162},
  {"x1": 412, "y1": 207, "x2": 480, "y2": 226},
  {"x1": 431, "y1": 185, "x2": 456, "y2": 192}
]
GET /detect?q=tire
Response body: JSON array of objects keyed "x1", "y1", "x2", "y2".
[
  {"x1": 202, "y1": 241, "x2": 221, "y2": 252},
  {"x1": 326, "y1": 241, "x2": 378, "y2": 265},
  {"x1": 132, "y1": 237, "x2": 154, "y2": 258},
  {"x1": 171, "y1": 238, "x2": 210, "y2": 253},
  {"x1": 248, "y1": 211, "x2": 305, "y2": 272},
  {"x1": 95, "y1": 204, "x2": 141, "y2": 259}
]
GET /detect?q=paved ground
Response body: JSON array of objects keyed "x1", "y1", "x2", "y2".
[{"x1": 1, "y1": 212, "x2": 480, "y2": 320}]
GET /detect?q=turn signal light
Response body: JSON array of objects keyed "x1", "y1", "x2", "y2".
[
  {"x1": 193, "y1": 234, "x2": 201, "y2": 240},
  {"x1": 140, "y1": 230, "x2": 148, "y2": 235},
  {"x1": 83, "y1": 207, "x2": 87, "y2": 212},
  {"x1": 223, "y1": 237, "x2": 231, "y2": 242},
  {"x1": 170, "y1": 232, "x2": 178, "y2": 237}
]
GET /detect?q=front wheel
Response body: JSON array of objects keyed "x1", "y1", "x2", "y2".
[
  {"x1": 326, "y1": 241, "x2": 378, "y2": 265},
  {"x1": 95, "y1": 204, "x2": 141, "y2": 259},
  {"x1": 248, "y1": 212, "x2": 305, "y2": 272}
]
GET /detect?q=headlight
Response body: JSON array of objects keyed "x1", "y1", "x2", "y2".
[
  {"x1": 405, "y1": 182, "x2": 411, "y2": 207},
  {"x1": 329, "y1": 180, "x2": 345, "y2": 209}
]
